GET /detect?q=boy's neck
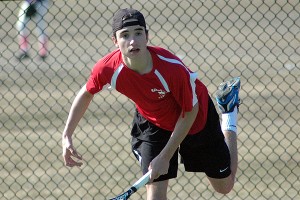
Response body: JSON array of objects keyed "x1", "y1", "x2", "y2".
[{"x1": 123, "y1": 50, "x2": 152, "y2": 75}]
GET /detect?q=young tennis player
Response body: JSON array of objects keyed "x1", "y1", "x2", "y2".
[{"x1": 62, "y1": 8, "x2": 241, "y2": 200}]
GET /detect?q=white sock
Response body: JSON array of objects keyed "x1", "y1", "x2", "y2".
[{"x1": 221, "y1": 106, "x2": 238, "y2": 134}]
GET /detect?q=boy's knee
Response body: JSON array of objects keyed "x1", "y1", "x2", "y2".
[
  {"x1": 214, "y1": 184, "x2": 233, "y2": 195},
  {"x1": 209, "y1": 176, "x2": 235, "y2": 195}
]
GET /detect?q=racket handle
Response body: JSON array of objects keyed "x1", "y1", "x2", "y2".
[{"x1": 132, "y1": 169, "x2": 152, "y2": 190}]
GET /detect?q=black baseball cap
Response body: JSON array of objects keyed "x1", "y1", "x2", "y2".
[{"x1": 112, "y1": 8, "x2": 146, "y2": 36}]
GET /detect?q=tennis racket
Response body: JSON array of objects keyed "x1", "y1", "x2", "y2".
[{"x1": 109, "y1": 170, "x2": 152, "y2": 200}]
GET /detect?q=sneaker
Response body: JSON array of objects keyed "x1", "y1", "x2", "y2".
[
  {"x1": 215, "y1": 77, "x2": 241, "y2": 113},
  {"x1": 39, "y1": 52, "x2": 47, "y2": 61},
  {"x1": 39, "y1": 46, "x2": 48, "y2": 61},
  {"x1": 17, "y1": 51, "x2": 29, "y2": 61}
]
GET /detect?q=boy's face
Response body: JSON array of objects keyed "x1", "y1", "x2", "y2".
[{"x1": 112, "y1": 23, "x2": 148, "y2": 59}]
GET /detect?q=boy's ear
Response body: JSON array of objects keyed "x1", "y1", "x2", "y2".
[{"x1": 112, "y1": 36, "x2": 118, "y2": 47}]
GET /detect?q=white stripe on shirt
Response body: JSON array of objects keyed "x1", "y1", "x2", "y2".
[
  {"x1": 190, "y1": 72, "x2": 198, "y2": 106},
  {"x1": 157, "y1": 54, "x2": 185, "y2": 67},
  {"x1": 158, "y1": 54, "x2": 198, "y2": 106},
  {"x1": 111, "y1": 63, "x2": 124, "y2": 89},
  {"x1": 154, "y1": 70, "x2": 170, "y2": 92}
]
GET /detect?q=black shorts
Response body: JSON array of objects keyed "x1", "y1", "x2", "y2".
[{"x1": 131, "y1": 97, "x2": 231, "y2": 182}]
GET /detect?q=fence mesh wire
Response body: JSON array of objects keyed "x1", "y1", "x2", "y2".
[{"x1": 1, "y1": 0, "x2": 300, "y2": 199}]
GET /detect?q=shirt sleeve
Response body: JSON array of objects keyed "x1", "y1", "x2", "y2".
[
  {"x1": 86, "y1": 60, "x2": 110, "y2": 95},
  {"x1": 170, "y1": 65, "x2": 198, "y2": 114}
]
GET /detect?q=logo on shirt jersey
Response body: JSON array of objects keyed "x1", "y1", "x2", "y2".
[{"x1": 151, "y1": 88, "x2": 166, "y2": 99}]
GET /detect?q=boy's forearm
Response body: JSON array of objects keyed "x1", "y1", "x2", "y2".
[
  {"x1": 159, "y1": 103, "x2": 199, "y2": 160},
  {"x1": 63, "y1": 85, "x2": 94, "y2": 139}
]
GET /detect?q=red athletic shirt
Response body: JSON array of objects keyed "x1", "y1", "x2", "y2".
[{"x1": 86, "y1": 46, "x2": 208, "y2": 135}]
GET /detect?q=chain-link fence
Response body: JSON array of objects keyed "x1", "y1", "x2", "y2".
[{"x1": 1, "y1": 0, "x2": 300, "y2": 199}]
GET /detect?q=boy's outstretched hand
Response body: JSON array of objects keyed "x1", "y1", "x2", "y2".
[{"x1": 62, "y1": 138, "x2": 83, "y2": 167}]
